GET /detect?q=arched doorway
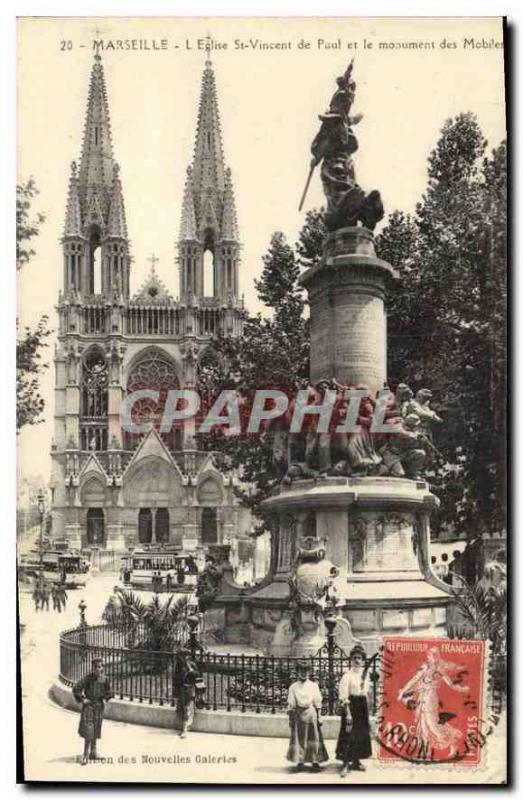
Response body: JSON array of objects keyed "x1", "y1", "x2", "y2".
[
  {"x1": 201, "y1": 507, "x2": 218, "y2": 544},
  {"x1": 156, "y1": 508, "x2": 170, "y2": 543},
  {"x1": 86, "y1": 508, "x2": 105, "y2": 546},
  {"x1": 138, "y1": 508, "x2": 153, "y2": 544}
]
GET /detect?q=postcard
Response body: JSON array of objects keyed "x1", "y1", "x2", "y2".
[{"x1": 16, "y1": 16, "x2": 507, "y2": 784}]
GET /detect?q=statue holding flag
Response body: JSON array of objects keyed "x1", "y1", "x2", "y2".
[{"x1": 300, "y1": 60, "x2": 384, "y2": 233}]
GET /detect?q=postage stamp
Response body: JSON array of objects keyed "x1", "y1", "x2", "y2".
[{"x1": 376, "y1": 637, "x2": 488, "y2": 766}]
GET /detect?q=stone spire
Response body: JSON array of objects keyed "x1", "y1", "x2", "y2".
[
  {"x1": 177, "y1": 43, "x2": 240, "y2": 300},
  {"x1": 191, "y1": 47, "x2": 226, "y2": 200},
  {"x1": 222, "y1": 167, "x2": 239, "y2": 241},
  {"x1": 63, "y1": 161, "x2": 83, "y2": 238},
  {"x1": 179, "y1": 166, "x2": 198, "y2": 241},
  {"x1": 79, "y1": 54, "x2": 115, "y2": 197},
  {"x1": 61, "y1": 54, "x2": 131, "y2": 299},
  {"x1": 107, "y1": 163, "x2": 128, "y2": 239}
]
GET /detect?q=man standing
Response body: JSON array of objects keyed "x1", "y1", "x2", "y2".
[
  {"x1": 173, "y1": 647, "x2": 199, "y2": 738},
  {"x1": 40, "y1": 581, "x2": 50, "y2": 611},
  {"x1": 287, "y1": 662, "x2": 329, "y2": 772},
  {"x1": 72, "y1": 657, "x2": 114, "y2": 765}
]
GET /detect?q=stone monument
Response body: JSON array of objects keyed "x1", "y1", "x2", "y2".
[
  {"x1": 243, "y1": 61, "x2": 452, "y2": 655},
  {"x1": 207, "y1": 62, "x2": 451, "y2": 656}
]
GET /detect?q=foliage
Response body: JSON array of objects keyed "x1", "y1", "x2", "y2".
[
  {"x1": 102, "y1": 587, "x2": 190, "y2": 655},
  {"x1": 197, "y1": 219, "x2": 325, "y2": 526},
  {"x1": 16, "y1": 177, "x2": 51, "y2": 430},
  {"x1": 197, "y1": 113, "x2": 506, "y2": 544},
  {"x1": 16, "y1": 316, "x2": 51, "y2": 430},
  {"x1": 450, "y1": 578, "x2": 507, "y2": 654},
  {"x1": 16, "y1": 178, "x2": 46, "y2": 270},
  {"x1": 377, "y1": 115, "x2": 507, "y2": 538}
]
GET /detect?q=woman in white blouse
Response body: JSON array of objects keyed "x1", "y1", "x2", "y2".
[
  {"x1": 336, "y1": 644, "x2": 372, "y2": 777},
  {"x1": 287, "y1": 661, "x2": 329, "y2": 772}
]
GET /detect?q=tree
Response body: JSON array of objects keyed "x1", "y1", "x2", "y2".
[
  {"x1": 16, "y1": 178, "x2": 50, "y2": 430},
  {"x1": 377, "y1": 115, "x2": 507, "y2": 539},
  {"x1": 197, "y1": 219, "x2": 325, "y2": 525},
  {"x1": 102, "y1": 587, "x2": 190, "y2": 667},
  {"x1": 16, "y1": 178, "x2": 46, "y2": 270},
  {"x1": 198, "y1": 114, "x2": 507, "y2": 546},
  {"x1": 17, "y1": 316, "x2": 50, "y2": 430}
]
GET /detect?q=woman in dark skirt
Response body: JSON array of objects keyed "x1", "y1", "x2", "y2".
[
  {"x1": 73, "y1": 658, "x2": 114, "y2": 765},
  {"x1": 336, "y1": 645, "x2": 372, "y2": 777}
]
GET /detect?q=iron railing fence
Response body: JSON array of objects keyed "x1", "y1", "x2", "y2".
[
  {"x1": 59, "y1": 624, "x2": 506, "y2": 715},
  {"x1": 59, "y1": 624, "x2": 380, "y2": 714}
]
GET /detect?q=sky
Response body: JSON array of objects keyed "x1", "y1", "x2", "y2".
[{"x1": 16, "y1": 16, "x2": 506, "y2": 487}]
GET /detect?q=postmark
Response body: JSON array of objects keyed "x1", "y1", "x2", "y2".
[{"x1": 376, "y1": 637, "x2": 489, "y2": 766}]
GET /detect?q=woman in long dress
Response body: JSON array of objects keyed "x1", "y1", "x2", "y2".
[
  {"x1": 287, "y1": 662, "x2": 329, "y2": 772},
  {"x1": 397, "y1": 647, "x2": 469, "y2": 756},
  {"x1": 336, "y1": 645, "x2": 372, "y2": 776}
]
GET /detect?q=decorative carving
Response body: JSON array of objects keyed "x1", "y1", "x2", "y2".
[
  {"x1": 272, "y1": 382, "x2": 443, "y2": 484},
  {"x1": 276, "y1": 515, "x2": 296, "y2": 573},
  {"x1": 404, "y1": 388, "x2": 443, "y2": 441}
]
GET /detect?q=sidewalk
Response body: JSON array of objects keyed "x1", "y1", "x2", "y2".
[{"x1": 19, "y1": 574, "x2": 507, "y2": 784}]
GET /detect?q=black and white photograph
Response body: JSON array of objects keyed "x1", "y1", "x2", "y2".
[{"x1": 15, "y1": 15, "x2": 507, "y2": 784}]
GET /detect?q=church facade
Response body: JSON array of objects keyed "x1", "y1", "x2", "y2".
[{"x1": 49, "y1": 52, "x2": 251, "y2": 557}]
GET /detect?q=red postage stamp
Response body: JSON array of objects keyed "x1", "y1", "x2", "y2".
[{"x1": 376, "y1": 637, "x2": 487, "y2": 766}]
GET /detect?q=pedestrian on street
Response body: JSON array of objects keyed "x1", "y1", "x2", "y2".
[
  {"x1": 57, "y1": 582, "x2": 68, "y2": 612},
  {"x1": 166, "y1": 572, "x2": 172, "y2": 592},
  {"x1": 173, "y1": 647, "x2": 199, "y2": 738},
  {"x1": 40, "y1": 582, "x2": 50, "y2": 611},
  {"x1": 336, "y1": 645, "x2": 372, "y2": 776},
  {"x1": 286, "y1": 661, "x2": 329, "y2": 772},
  {"x1": 32, "y1": 581, "x2": 41, "y2": 612},
  {"x1": 51, "y1": 584, "x2": 60, "y2": 612},
  {"x1": 72, "y1": 657, "x2": 114, "y2": 765}
]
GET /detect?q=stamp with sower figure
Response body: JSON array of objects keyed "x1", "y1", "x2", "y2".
[{"x1": 376, "y1": 638, "x2": 488, "y2": 766}]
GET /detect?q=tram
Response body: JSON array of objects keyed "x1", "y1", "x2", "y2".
[
  {"x1": 18, "y1": 547, "x2": 91, "y2": 588},
  {"x1": 121, "y1": 546, "x2": 202, "y2": 593}
]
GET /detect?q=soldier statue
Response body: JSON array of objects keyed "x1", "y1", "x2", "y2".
[{"x1": 301, "y1": 60, "x2": 384, "y2": 232}]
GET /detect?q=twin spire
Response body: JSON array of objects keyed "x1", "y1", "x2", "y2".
[
  {"x1": 179, "y1": 51, "x2": 239, "y2": 244},
  {"x1": 64, "y1": 49, "x2": 240, "y2": 301},
  {"x1": 63, "y1": 54, "x2": 127, "y2": 242}
]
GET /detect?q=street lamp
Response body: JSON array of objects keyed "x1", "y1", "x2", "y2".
[{"x1": 37, "y1": 490, "x2": 45, "y2": 577}]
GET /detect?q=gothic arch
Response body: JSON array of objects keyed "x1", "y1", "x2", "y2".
[
  {"x1": 124, "y1": 347, "x2": 181, "y2": 451},
  {"x1": 125, "y1": 346, "x2": 180, "y2": 389},
  {"x1": 123, "y1": 456, "x2": 181, "y2": 508},
  {"x1": 196, "y1": 475, "x2": 223, "y2": 506},
  {"x1": 80, "y1": 348, "x2": 108, "y2": 451},
  {"x1": 80, "y1": 476, "x2": 106, "y2": 506}
]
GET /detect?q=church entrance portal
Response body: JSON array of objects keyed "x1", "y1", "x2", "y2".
[{"x1": 86, "y1": 508, "x2": 105, "y2": 546}]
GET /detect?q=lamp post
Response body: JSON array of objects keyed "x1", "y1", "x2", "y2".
[{"x1": 37, "y1": 490, "x2": 45, "y2": 578}]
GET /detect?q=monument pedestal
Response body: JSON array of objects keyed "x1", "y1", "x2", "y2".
[
  {"x1": 300, "y1": 226, "x2": 396, "y2": 395},
  {"x1": 250, "y1": 476, "x2": 450, "y2": 655},
  {"x1": 213, "y1": 226, "x2": 451, "y2": 657}
]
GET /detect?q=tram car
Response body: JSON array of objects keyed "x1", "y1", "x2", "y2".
[
  {"x1": 121, "y1": 546, "x2": 202, "y2": 593},
  {"x1": 18, "y1": 547, "x2": 91, "y2": 588}
]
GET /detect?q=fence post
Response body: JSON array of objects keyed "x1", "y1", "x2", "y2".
[
  {"x1": 79, "y1": 599, "x2": 87, "y2": 627},
  {"x1": 324, "y1": 615, "x2": 337, "y2": 716},
  {"x1": 187, "y1": 613, "x2": 200, "y2": 662}
]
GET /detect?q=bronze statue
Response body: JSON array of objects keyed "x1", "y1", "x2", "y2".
[{"x1": 301, "y1": 61, "x2": 384, "y2": 232}]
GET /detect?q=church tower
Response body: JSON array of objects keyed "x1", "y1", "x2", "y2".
[
  {"x1": 63, "y1": 54, "x2": 131, "y2": 300},
  {"x1": 178, "y1": 45, "x2": 241, "y2": 302},
  {"x1": 50, "y1": 52, "x2": 250, "y2": 562}
]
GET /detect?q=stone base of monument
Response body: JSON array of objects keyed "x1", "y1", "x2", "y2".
[{"x1": 209, "y1": 476, "x2": 452, "y2": 657}]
